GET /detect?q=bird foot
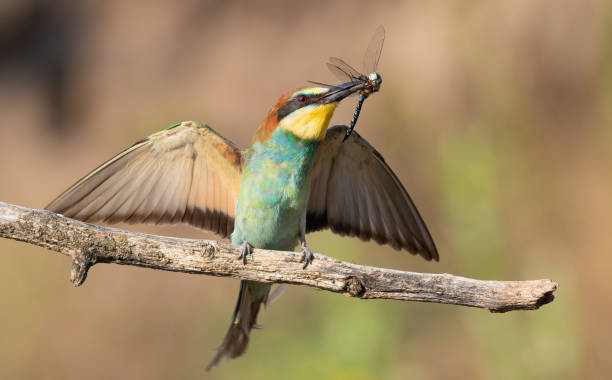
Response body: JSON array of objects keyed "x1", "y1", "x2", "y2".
[
  {"x1": 300, "y1": 244, "x2": 314, "y2": 269},
  {"x1": 238, "y1": 240, "x2": 252, "y2": 264}
]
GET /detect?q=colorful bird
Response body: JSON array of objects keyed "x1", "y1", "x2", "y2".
[{"x1": 46, "y1": 82, "x2": 438, "y2": 370}]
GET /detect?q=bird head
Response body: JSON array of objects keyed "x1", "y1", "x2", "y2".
[{"x1": 253, "y1": 83, "x2": 362, "y2": 143}]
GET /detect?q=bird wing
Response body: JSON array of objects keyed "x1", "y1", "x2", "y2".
[
  {"x1": 46, "y1": 121, "x2": 242, "y2": 238},
  {"x1": 307, "y1": 125, "x2": 438, "y2": 261}
]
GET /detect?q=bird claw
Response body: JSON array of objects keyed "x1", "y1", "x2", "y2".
[
  {"x1": 238, "y1": 240, "x2": 252, "y2": 265},
  {"x1": 300, "y1": 246, "x2": 314, "y2": 269}
]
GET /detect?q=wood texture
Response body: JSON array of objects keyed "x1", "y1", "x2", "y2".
[{"x1": 0, "y1": 201, "x2": 557, "y2": 312}]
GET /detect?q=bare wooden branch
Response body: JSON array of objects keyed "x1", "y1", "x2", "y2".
[{"x1": 0, "y1": 201, "x2": 557, "y2": 312}]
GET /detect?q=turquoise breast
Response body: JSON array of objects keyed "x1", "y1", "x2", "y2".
[{"x1": 231, "y1": 128, "x2": 320, "y2": 251}]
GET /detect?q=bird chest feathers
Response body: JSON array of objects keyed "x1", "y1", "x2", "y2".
[{"x1": 232, "y1": 129, "x2": 320, "y2": 250}]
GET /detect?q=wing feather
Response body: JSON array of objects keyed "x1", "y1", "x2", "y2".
[
  {"x1": 47, "y1": 121, "x2": 242, "y2": 238},
  {"x1": 307, "y1": 126, "x2": 438, "y2": 261}
]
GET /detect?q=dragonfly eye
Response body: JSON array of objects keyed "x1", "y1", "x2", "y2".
[{"x1": 296, "y1": 94, "x2": 308, "y2": 104}]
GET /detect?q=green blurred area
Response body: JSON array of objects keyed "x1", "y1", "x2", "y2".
[{"x1": 0, "y1": 0, "x2": 609, "y2": 379}]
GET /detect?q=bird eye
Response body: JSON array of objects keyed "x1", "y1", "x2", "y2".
[{"x1": 296, "y1": 94, "x2": 308, "y2": 104}]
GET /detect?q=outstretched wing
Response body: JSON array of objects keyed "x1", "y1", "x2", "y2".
[
  {"x1": 307, "y1": 126, "x2": 438, "y2": 261},
  {"x1": 47, "y1": 121, "x2": 242, "y2": 238}
]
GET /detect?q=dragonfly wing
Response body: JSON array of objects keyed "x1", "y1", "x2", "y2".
[
  {"x1": 363, "y1": 25, "x2": 385, "y2": 73},
  {"x1": 327, "y1": 57, "x2": 362, "y2": 81},
  {"x1": 307, "y1": 80, "x2": 334, "y2": 88}
]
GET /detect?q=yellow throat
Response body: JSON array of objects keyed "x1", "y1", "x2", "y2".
[{"x1": 278, "y1": 102, "x2": 337, "y2": 141}]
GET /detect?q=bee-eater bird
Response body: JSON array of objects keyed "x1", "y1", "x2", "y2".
[{"x1": 46, "y1": 82, "x2": 438, "y2": 369}]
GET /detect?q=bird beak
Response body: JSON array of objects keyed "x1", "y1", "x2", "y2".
[{"x1": 319, "y1": 81, "x2": 363, "y2": 104}]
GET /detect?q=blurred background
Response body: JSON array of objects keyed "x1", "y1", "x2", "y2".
[{"x1": 0, "y1": 0, "x2": 609, "y2": 379}]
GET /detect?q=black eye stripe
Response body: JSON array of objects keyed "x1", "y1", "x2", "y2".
[
  {"x1": 277, "y1": 99, "x2": 300, "y2": 120},
  {"x1": 277, "y1": 94, "x2": 314, "y2": 121}
]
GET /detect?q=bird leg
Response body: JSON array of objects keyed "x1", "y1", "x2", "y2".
[
  {"x1": 238, "y1": 240, "x2": 252, "y2": 264},
  {"x1": 299, "y1": 239, "x2": 314, "y2": 269}
]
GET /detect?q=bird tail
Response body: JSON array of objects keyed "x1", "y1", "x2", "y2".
[{"x1": 206, "y1": 280, "x2": 271, "y2": 371}]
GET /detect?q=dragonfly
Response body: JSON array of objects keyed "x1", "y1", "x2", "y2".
[{"x1": 311, "y1": 25, "x2": 385, "y2": 141}]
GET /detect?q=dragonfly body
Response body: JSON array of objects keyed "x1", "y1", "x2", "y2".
[{"x1": 345, "y1": 72, "x2": 382, "y2": 141}]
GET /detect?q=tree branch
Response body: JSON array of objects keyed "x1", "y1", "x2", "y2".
[{"x1": 0, "y1": 201, "x2": 556, "y2": 312}]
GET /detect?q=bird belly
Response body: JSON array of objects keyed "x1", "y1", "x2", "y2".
[
  {"x1": 232, "y1": 159, "x2": 317, "y2": 250},
  {"x1": 232, "y1": 170, "x2": 310, "y2": 251},
  {"x1": 232, "y1": 128, "x2": 319, "y2": 251},
  {"x1": 233, "y1": 202, "x2": 302, "y2": 251}
]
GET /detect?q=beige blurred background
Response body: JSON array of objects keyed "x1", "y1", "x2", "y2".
[{"x1": 1, "y1": 0, "x2": 610, "y2": 379}]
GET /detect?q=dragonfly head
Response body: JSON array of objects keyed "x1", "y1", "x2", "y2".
[{"x1": 366, "y1": 72, "x2": 382, "y2": 94}]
